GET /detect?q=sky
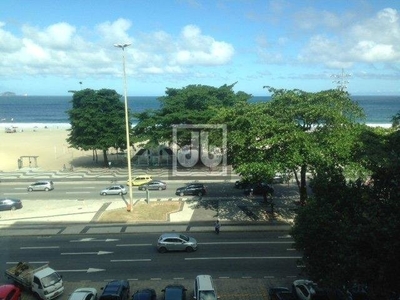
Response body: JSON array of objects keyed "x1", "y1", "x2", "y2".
[{"x1": 0, "y1": 0, "x2": 399, "y2": 96}]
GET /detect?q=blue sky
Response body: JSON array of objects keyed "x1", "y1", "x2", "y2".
[{"x1": 0, "y1": 0, "x2": 399, "y2": 96}]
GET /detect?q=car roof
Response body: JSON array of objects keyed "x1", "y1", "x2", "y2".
[
  {"x1": 159, "y1": 233, "x2": 183, "y2": 238},
  {"x1": 68, "y1": 288, "x2": 97, "y2": 300},
  {"x1": 0, "y1": 284, "x2": 20, "y2": 297}
]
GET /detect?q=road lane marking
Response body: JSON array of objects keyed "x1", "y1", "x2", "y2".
[
  {"x1": 199, "y1": 241, "x2": 293, "y2": 245},
  {"x1": 21, "y1": 246, "x2": 59, "y2": 249},
  {"x1": 61, "y1": 251, "x2": 113, "y2": 255},
  {"x1": 185, "y1": 256, "x2": 301, "y2": 260},
  {"x1": 66, "y1": 192, "x2": 91, "y2": 194},
  {"x1": 116, "y1": 244, "x2": 152, "y2": 247},
  {"x1": 57, "y1": 268, "x2": 105, "y2": 273},
  {"x1": 110, "y1": 259, "x2": 151, "y2": 262}
]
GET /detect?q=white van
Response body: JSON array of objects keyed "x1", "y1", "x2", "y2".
[{"x1": 194, "y1": 275, "x2": 218, "y2": 300}]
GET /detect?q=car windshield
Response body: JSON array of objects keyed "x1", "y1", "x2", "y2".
[
  {"x1": 179, "y1": 234, "x2": 189, "y2": 242},
  {"x1": 199, "y1": 291, "x2": 217, "y2": 300},
  {"x1": 41, "y1": 272, "x2": 61, "y2": 288}
]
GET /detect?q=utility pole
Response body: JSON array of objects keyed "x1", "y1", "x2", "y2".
[{"x1": 331, "y1": 68, "x2": 351, "y2": 91}]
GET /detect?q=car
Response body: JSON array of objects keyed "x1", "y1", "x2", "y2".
[
  {"x1": 0, "y1": 284, "x2": 21, "y2": 300},
  {"x1": 127, "y1": 175, "x2": 152, "y2": 186},
  {"x1": 268, "y1": 287, "x2": 296, "y2": 300},
  {"x1": 194, "y1": 275, "x2": 218, "y2": 300},
  {"x1": 0, "y1": 198, "x2": 23, "y2": 211},
  {"x1": 244, "y1": 182, "x2": 274, "y2": 196},
  {"x1": 138, "y1": 180, "x2": 167, "y2": 191},
  {"x1": 175, "y1": 183, "x2": 206, "y2": 196},
  {"x1": 68, "y1": 288, "x2": 98, "y2": 300},
  {"x1": 132, "y1": 288, "x2": 156, "y2": 300},
  {"x1": 157, "y1": 233, "x2": 198, "y2": 253},
  {"x1": 27, "y1": 180, "x2": 54, "y2": 191},
  {"x1": 100, "y1": 185, "x2": 127, "y2": 196},
  {"x1": 292, "y1": 279, "x2": 317, "y2": 300},
  {"x1": 161, "y1": 284, "x2": 187, "y2": 300},
  {"x1": 99, "y1": 280, "x2": 130, "y2": 300}
]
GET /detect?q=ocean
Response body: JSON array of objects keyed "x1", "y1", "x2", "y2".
[{"x1": 0, "y1": 95, "x2": 399, "y2": 129}]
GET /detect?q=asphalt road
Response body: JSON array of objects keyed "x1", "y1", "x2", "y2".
[
  {"x1": 1, "y1": 180, "x2": 244, "y2": 200},
  {"x1": 1, "y1": 231, "x2": 300, "y2": 282}
]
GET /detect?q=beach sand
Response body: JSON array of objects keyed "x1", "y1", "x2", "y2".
[{"x1": 0, "y1": 126, "x2": 100, "y2": 172}]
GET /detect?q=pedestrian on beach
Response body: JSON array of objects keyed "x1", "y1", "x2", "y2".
[{"x1": 214, "y1": 220, "x2": 221, "y2": 234}]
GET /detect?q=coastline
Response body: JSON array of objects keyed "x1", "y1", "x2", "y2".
[{"x1": 0, "y1": 121, "x2": 394, "y2": 172}]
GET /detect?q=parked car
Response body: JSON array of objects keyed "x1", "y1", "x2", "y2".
[
  {"x1": 161, "y1": 284, "x2": 187, "y2": 300},
  {"x1": 0, "y1": 198, "x2": 22, "y2": 211},
  {"x1": 269, "y1": 287, "x2": 296, "y2": 300},
  {"x1": 132, "y1": 288, "x2": 156, "y2": 300},
  {"x1": 0, "y1": 284, "x2": 21, "y2": 300},
  {"x1": 100, "y1": 185, "x2": 127, "y2": 196},
  {"x1": 194, "y1": 275, "x2": 218, "y2": 300},
  {"x1": 27, "y1": 180, "x2": 54, "y2": 192},
  {"x1": 157, "y1": 233, "x2": 198, "y2": 253},
  {"x1": 99, "y1": 280, "x2": 130, "y2": 300},
  {"x1": 138, "y1": 180, "x2": 167, "y2": 191},
  {"x1": 292, "y1": 279, "x2": 317, "y2": 300},
  {"x1": 244, "y1": 182, "x2": 274, "y2": 196},
  {"x1": 175, "y1": 183, "x2": 206, "y2": 196},
  {"x1": 127, "y1": 175, "x2": 152, "y2": 186},
  {"x1": 68, "y1": 288, "x2": 98, "y2": 300}
]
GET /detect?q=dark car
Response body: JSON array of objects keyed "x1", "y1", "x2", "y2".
[
  {"x1": 138, "y1": 180, "x2": 167, "y2": 191},
  {"x1": 175, "y1": 183, "x2": 206, "y2": 196},
  {"x1": 132, "y1": 288, "x2": 156, "y2": 300},
  {"x1": 162, "y1": 284, "x2": 187, "y2": 300},
  {"x1": 0, "y1": 198, "x2": 22, "y2": 211},
  {"x1": 244, "y1": 182, "x2": 274, "y2": 196},
  {"x1": 99, "y1": 280, "x2": 130, "y2": 300},
  {"x1": 0, "y1": 284, "x2": 21, "y2": 300}
]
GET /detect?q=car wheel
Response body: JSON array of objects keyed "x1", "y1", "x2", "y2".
[
  {"x1": 158, "y1": 247, "x2": 167, "y2": 253},
  {"x1": 118, "y1": 192, "x2": 123, "y2": 195},
  {"x1": 44, "y1": 187, "x2": 49, "y2": 191},
  {"x1": 179, "y1": 192, "x2": 184, "y2": 196},
  {"x1": 186, "y1": 247, "x2": 194, "y2": 253},
  {"x1": 197, "y1": 191, "x2": 203, "y2": 196},
  {"x1": 28, "y1": 188, "x2": 33, "y2": 192},
  {"x1": 11, "y1": 206, "x2": 16, "y2": 211},
  {"x1": 101, "y1": 192, "x2": 107, "y2": 196},
  {"x1": 158, "y1": 187, "x2": 162, "y2": 191}
]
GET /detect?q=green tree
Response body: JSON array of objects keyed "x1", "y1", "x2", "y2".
[
  {"x1": 132, "y1": 83, "x2": 250, "y2": 149},
  {"x1": 67, "y1": 88, "x2": 129, "y2": 167},
  {"x1": 291, "y1": 126, "x2": 400, "y2": 298},
  {"x1": 217, "y1": 88, "x2": 365, "y2": 204}
]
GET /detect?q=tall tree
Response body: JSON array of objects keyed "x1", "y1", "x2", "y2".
[
  {"x1": 67, "y1": 88, "x2": 129, "y2": 167},
  {"x1": 291, "y1": 125, "x2": 400, "y2": 298},
  {"x1": 132, "y1": 83, "x2": 250, "y2": 148},
  {"x1": 217, "y1": 88, "x2": 365, "y2": 204}
]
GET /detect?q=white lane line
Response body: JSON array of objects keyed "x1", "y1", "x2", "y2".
[
  {"x1": 199, "y1": 241, "x2": 293, "y2": 245},
  {"x1": 21, "y1": 246, "x2": 60, "y2": 249},
  {"x1": 185, "y1": 256, "x2": 301, "y2": 260},
  {"x1": 116, "y1": 244, "x2": 152, "y2": 247},
  {"x1": 7, "y1": 261, "x2": 49, "y2": 264},
  {"x1": 66, "y1": 192, "x2": 91, "y2": 194},
  {"x1": 110, "y1": 259, "x2": 151, "y2": 262}
]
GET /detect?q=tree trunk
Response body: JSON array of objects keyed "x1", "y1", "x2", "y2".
[
  {"x1": 299, "y1": 164, "x2": 308, "y2": 205},
  {"x1": 102, "y1": 149, "x2": 108, "y2": 168}
]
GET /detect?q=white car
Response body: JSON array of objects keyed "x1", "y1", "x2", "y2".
[{"x1": 68, "y1": 288, "x2": 97, "y2": 300}]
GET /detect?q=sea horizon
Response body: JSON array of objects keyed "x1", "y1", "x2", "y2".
[{"x1": 1, "y1": 95, "x2": 399, "y2": 129}]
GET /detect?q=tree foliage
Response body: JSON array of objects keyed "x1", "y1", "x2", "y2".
[
  {"x1": 67, "y1": 88, "x2": 129, "y2": 167},
  {"x1": 132, "y1": 83, "x2": 251, "y2": 148},
  {"x1": 216, "y1": 88, "x2": 365, "y2": 204},
  {"x1": 291, "y1": 126, "x2": 400, "y2": 298}
]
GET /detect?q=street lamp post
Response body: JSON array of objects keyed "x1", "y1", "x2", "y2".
[{"x1": 114, "y1": 43, "x2": 133, "y2": 212}]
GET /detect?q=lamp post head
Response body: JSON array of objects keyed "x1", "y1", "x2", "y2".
[{"x1": 114, "y1": 43, "x2": 131, "y2": 49}]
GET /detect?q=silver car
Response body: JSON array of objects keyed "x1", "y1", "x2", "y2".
[
  {"x1": 68, "y1": 288, "x2": 97, "y2": 300},
  {"x1": 27, "y1": 180, "x2": 54, "y2": 192},
  {"x1": 157, "y1": 233, "x2": 198, "y2": 253},
  {"x1": 100, "y1": 185, "x2": 127, "y2": 196}
]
